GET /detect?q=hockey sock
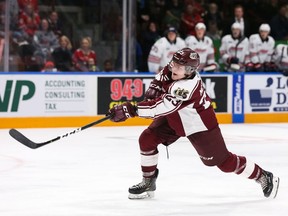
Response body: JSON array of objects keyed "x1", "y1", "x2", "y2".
[
  {"x1": 141, "y1": 149, "x2": 159, "y2": 177},
  {"x1": 218, "y1": 152, "x2": 262, "y2": 180}
]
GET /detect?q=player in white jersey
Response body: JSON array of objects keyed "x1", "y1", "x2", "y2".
[
  {"x1": 219, "y1": 22, "x2": 250, "y2": 72},
  {"x1": 148, "y1": 27, "x2": 186, "y2": 73},
  {"x1": 273, "y1": 43, "x2": 288, "y2": 76},
  {"x1": 185, "y1": 22, "x2": 218, "y2": 72},
  {"x1": 247, "y1": 24, "x2": 276, "y2": 72},
  {"x1": 107, "y1": 48, "x2": 279, "y2": 200}
]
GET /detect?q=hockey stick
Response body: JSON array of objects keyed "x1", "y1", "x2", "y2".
[{"x1": 9, "y1": 115, "x2": 111, "y2": 149}]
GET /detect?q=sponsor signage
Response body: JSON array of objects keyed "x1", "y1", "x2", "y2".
[
  {"x1": 0, "y1": 74, "x2": 97, "y2": 117},
  {"x1": 97, "y1": 76, "x2": 153, "y2": 114},
  {"x1": 244, "y1": 74, "x2": 288, "y2": 113},
  {"x1": 201, "y1": 75, "x2": 231, "y2": 113},
  {"x1": 97, "y1": 75, "x2": 231, "y2": 115},
  {"x1": 232, "y1": 74, "x2": 244, "y2": 123}
]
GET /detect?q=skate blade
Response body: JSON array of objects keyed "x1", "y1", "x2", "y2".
[
  {"x1": 270, "y1": 177, "x2": 280, "y2": 199},
  {"x1": 128, "y1": 191, "x2": 154, "y2": 200}
]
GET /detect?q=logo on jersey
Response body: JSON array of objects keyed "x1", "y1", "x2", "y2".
[{"x1": 174, "y1": 87, "x2": 189, "y2": 99}]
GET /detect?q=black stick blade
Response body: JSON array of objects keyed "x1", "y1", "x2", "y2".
[{"x1": 9, "y1": 129, "x2": 41, "y2": 149}]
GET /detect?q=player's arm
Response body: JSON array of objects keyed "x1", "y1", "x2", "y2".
[
  {"x1": 107, "y1": 79, "x2": 198, "y2": 122},
  {"x1": 219, "y1": 37, "x2": 230, "y2": 65},
  {"x1": 205, "y1": 38, "x2": 218, "y2": 71},
  {"x1": 248, "y1": 36, "x2": 260, "y2": 64}
]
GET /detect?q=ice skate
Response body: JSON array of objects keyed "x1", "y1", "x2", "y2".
[
  {"x1": 256, "y1": 170, "x2": 280, "y2": 198},
  {"x1": 128, "y1": 169, "x2": 159, "y2": 199}
]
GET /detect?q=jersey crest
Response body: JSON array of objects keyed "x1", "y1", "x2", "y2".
[{"x1": 174, "y1": 87, "x2": 189, "y2": 99}]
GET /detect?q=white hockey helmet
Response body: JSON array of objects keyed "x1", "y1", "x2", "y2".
[
  {"x1": 231, "y1": 22, "x2": 241, "y2": 30},
  {"x1": 259, "y1": 23, "x2": 271, "y2": 32},
  {"x1": 195, "y1": 22, "x2": 206, "y2": 30}
]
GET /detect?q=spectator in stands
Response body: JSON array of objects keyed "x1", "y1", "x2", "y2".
[
  {"x1": 219, "y1": 22, "x2": 250, "y2": 72},
  {"x1": 273, "y1": 43, "x2": 288, "y2": 76},
  {"x1": 47, "y1": 11, "x2": 63, "y2": 38},
  {"x1": 183, "y1": 0, "x2": 205, "y2": 16},
  {"x1": 180, "y1": 3, "x2": 203, "y2": 37},
  {"x1": 18, "y1": 3, "x2": 40, "y2": 40},
  {"x1": 72, "y1": 36, "x2": 97, "y2": 72},
  {"x1": 162, "y1": 0, "x2": 184, "y2": 30},
  {"x1": 87, "y1": 58, "x2": 100, "y2": 72},
  {"x1": 147, "y1": 26, "x2": 185, "y2": 73},
  {"x1": 103, "y1": 59, "x2": 114, "y2": 72},
  {"x1": 203, "y1": 2, "x2": 223, "y2": 36},
  {"x1": 41, "y1": 60, "x2": 57, "y2": 72},
  {"x1": 223, "y1": 4, "x2": 251, "y2": 37},
  {"x1": 148, "y1": 0, "x2": 167, "y2": 30},
  {"x1": 52, "y1": 35, "x2": 73, "y2": 72},
  {"x1": 32, "y1": 18, "x2": 59, "y2": 68},
  {"x1": 141, "y1": 21, "x2": 161, "y2": 72},
  {"x1": 18, "y1": 0, "x2": 38, "y2": 13},
  {"x1": 185, "y1": 22, "x2": 218, "y2": 72},
  {"x1": 205, "y1": 20, "x2": 221, "y2": 40},
  {"x1": 247, "y1": 24, "x2": 276, "y2": 72},
  {"x1": 9, "y1": 0, "x2": 19, "y2": 30},
  {"x1": 269, "y1": 3, "x2": 288, "y2": 40}
]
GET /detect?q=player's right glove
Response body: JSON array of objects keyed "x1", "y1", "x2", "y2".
[
  {"x1": 228, "y1": 57, "x2": 239, "y2": 64},
  {"x1": 107, "y1": 102, "x2": 138, "y2": 122},
  {"x1": 144, "y1": 79, "x2": 163, "y2": 101}
]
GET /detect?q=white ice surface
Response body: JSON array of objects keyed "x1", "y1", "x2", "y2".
[{"x1": 0, "y1": 123, "x2": 287, "y2": 216}]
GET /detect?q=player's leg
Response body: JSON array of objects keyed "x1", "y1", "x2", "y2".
[
  {"x1": 129, "y1": 117, "x2": 180, "y2": 199},
  {"x1": 187, "y1": 126, "x2": 279, "y2": 198}
]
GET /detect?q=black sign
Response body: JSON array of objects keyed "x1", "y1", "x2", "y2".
[
  {"x1": 97, "y1": 77, "x2": 153, "y2": 114},
  {"x1": 97, "y1": 75, "x2": 228, "y2": 114},
  {"x1": 201, "y1": 76, "x2": 228, "y2": 112}
]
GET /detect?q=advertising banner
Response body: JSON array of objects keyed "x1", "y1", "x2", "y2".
[
  {"x1": 244, "y1": 74, "x2": 288, "y2": 113},
  {"x1": 201, "y1": 75, "x2": 232, "y2": 113},
  {"x1": 232, "y1": 73, "x2": 244, "y2": 123},
  {"x1": 97, "y1": 76, "x2": 153, "y2": 114},
  {"x1": 0, "y1": 74, "x2": 97, "y2": 117},
  {"x1": 97, "y1": 74, "x2": 232, "y2": 115}
]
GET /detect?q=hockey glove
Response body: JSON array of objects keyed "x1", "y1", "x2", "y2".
[
  {"x1": 245, "y1": 62, "x2": 254, "y2": 72},
  {"x1": 108, "y1": 102, "x2": 138, "y2": 122},
  {"x1": 203, "y1": 64, "x2": 217, "y2": 72},
  {"x1": 144, "y1": 79, "x2": 163, "y2": 101},
  {"x1": 228, "y1": 57, "x2": 239, "y2": 64},
  {"x1": 264, "y1": 62, "x2": 278, "y2": 72},
  {"x1": 253, "y1": 63, "x2": 264, "y2": 72}
]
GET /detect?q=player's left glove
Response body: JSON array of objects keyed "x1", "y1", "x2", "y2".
[{"x1": 107, "y1": 102, "x2": 138, "y2": 122}]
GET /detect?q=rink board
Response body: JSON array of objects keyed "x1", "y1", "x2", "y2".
[{"x1": 0, "y1": 72, "x2": 287, "y2": 128}]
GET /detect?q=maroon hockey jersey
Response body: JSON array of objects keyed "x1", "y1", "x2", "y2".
[{"x1": 137, "y1": 66, "x2": 218, "y2": 136}]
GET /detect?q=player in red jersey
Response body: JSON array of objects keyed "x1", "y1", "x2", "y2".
[{"x1": 107, "y1": 47, "x2": 280, "y2": 200}]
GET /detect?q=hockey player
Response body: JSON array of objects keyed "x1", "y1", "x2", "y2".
[
  {"x1": 185, "y1": 22, "x2": 218, "y2": 72},
  {"x1": 219, "y1": 22, "x2": 250, "y2": 72},
  {"x1": 273, "y1": 43, "x2": 288, "y2": 76},
  {"x1": 247, "y1": 24, "x2": 276, "y2": 72},
  {"x1": 147, "y1": 26, "x2": 186, "y2": 73},
  {"x1": 108, "y1": 48, "x2": 280, "y2": 200}
]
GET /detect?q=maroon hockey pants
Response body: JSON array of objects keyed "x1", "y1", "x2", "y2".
[{"x1": 139, "y1": 118, "x2": 261, "y2": 179}]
